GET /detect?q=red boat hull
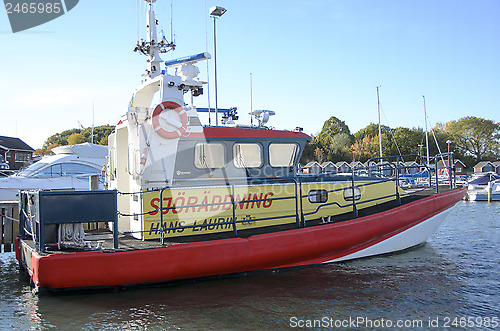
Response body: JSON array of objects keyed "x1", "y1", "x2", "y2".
[{"x1": 17, "y1": 187, "x2": 465, "y2": 290}]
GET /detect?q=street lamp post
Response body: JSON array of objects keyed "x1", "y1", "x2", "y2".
[
  {"x1": 446, "y1": 140, "x2": 452, "y2": 154},
  {"x1": 446, "y1": 139, "x2": 452, "y2": 178},
  {"x1": 210, "y1": 6, "x2": 227, "y2": 126}
]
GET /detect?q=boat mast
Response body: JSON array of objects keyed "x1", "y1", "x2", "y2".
[
  {"x1": 423, "y1": 95, "x2": 430, "y2": 167},
  {"x1": 134, "y1": 0, "x2": 175, "y2": 78},
  {"x1": 91, "y1": 102, "x2": 94, "y2": 144},
  {"x1": 376, "y1": 86, "x2": 383, "y2": 159},
  {"x1": 250, "y1": 73, "x2": 253, "y2": 127}
]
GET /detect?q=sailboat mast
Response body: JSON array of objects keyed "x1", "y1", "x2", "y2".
[
  {"x1": 91, "y1": 102, "x2": 94, "y2": 144},
  {"x1": 377, "y1": 86, "x2": 383, "y2": 159},
  {"x1": 423, "y1": 95, "x2": 430, "y2": 166},
  {"x1": 250, "y1": 73, "x2": 253, "y2": 127}
]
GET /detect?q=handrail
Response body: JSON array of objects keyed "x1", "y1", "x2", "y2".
[{"x1": 366, "y1": 152, "x2": 457, "y2": 192}]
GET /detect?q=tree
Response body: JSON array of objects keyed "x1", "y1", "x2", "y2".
[
  {"x1": 353, "y1": 123, "x2": 393, "y2": 160},
  {"x1": 445, "y1": 117, "x2": 500, "y2": 162},
  {"x1": 327, "y1": 133, "x2": 352, "y2": 162},
  {"x1": 391, "y1": 127, "x2": 424, "y2": 156},
  {"x1": 317, "y1": 116, "x2": 352, "y2": 147},
  {"x1": 353, "y1": 123, "x2": 390, "y2": 142},
  {"x1": 351, "y1": 135, "x2": 381, "y2": 162},
  {"x1": 314, "y1": 147, "x2": 325, "y2": 163},
  {"x1": 300, "y1": 138, "x2": 320, "y2": 165},
  {"x1": 67, "y1": 132, "x2": 85, "y2": 145},
  {"x1": 37, "y1": 125, "x2": 115, "y2": 155},
  {"x1": 314, "y1": 116, "x2": 354, "y2": 162}
]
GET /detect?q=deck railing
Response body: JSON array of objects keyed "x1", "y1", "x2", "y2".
[{"x1": 365, "y1": 152, "x2": 456, "y2": 193}]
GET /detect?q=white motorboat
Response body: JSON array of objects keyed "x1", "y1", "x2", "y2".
[
  {"x1": 466, "y1": 172, "x2": 500, "y2": 201},
  {"x1": 0, "y1": 143, "x2": 107, "y2": 201}
]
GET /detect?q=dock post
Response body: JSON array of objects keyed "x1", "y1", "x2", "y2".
[
  {"x1": 88, "y1": 175, "x2": 101, "y2": 230},
  {"x1": 488, "y1": 182, "x2": 492, "y2": 202},
  {"x1": 89, "y1": 175, "x2": 99, "y2": 190},
  {"x1": 1, "y1": 202, "x2": 19, "y2": 252}
]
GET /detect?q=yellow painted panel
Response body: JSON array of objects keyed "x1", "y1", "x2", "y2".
[{"x1": 141, "y1": 180, "x2": 401, "y2": 239}]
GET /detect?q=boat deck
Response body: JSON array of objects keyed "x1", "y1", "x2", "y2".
[{"x1": 20, "y1": 187, "x2": 456, "y2": 256}]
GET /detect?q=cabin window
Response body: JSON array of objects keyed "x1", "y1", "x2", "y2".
[
  {"x1": 61, "y1": 163, "x2": 99, "y2": 175},
  {"x1": 308, "y1": 189, "x2": 328, "y2": 203},
  {"x1": 269, "y1": 143, "x2": 298, "y2": 167},
  {"x1": 194, "y1": 143, "x2": 225, "y2": 169},
  {"x1": 32, "y1": 164, "x2": 63, "y2": 178},
  {"x1": 31, "y1": 163, "x2": 99, "y2": 178},
  {"x1": 343, "y1": 187, "x2": 361, "y2": 201},
  {"x1": 233, "y1": 143, "x2": 262, "y2": 168}
]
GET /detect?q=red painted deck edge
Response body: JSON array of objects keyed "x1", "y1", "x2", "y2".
[{"x1": 25, "y1": 187, "x2": 465, "y2": 289}]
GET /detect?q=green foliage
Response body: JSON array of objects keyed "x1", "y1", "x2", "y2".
[
  {"x1": 67, "y1": 132, "x2": 85, "y2": 145},
  {"x1": 351, "y1": 135, "x2": 381, "y2": 162},
  {"x1": 317, "y1": 116, "x2": 352, "y2": 146},
  {"x1": 313, "y1": 116, "x2": 354, "y2": 162},
  {"x1": 36, "y1": 125, "x2": 115, "y2": 155},
  {"x1": 327, "y1": 133, "x2": 353, "y2": 162},
  {"x1": 390, "y1": 127, "x2": 423, "y2": 156},
  {"x1": 444, "y1": 116, "x2": 500, "y2": 162},
  {"x1": 353, "y1": 123, "x2": 391, "y2": 142}
]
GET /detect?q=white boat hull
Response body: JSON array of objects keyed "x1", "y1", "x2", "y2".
[{"x1": 330, "y1": 206, "x2": 455, "y2": 262}]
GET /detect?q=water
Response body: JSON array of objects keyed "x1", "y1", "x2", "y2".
[{"x1": 1, "y1": 201, "x2": 498, "y2": 330}]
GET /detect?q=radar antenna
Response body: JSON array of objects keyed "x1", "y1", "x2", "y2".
[{"x1": 250, "y1": 110, "x2": 275, "y2": 127}]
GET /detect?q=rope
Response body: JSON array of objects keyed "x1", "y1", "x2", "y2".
[{"x1": 0, "y1": 213, "x2": 18, "y2": 222}]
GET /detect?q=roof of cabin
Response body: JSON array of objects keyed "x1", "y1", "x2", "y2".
[
  {"x1": 0, "y1": 136, "x2": 35, "y2": 152},
  {"x1": 474, "y1": 161, "x2": 495, "y2": 168},
  {"x1": 304, "y1": 161, "x2": 321, "y2": 168},
  {"x1": 320, "y1": 161, "x2": 335, "y2": 167},
  {"x1": 194, "y1": 127, "x2": 312, "y2": 140}
]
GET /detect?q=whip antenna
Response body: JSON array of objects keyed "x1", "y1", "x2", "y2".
[
  {"x1": 204, "y1": 0, "x2": 212, "y2": 125},
  {"x1": 170, "y1": 0, "x2": 174, "y2": 44}
]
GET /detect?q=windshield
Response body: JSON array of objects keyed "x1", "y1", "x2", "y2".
[
  {"x1": 16, "y1": 162, "x2": 48, "y2": 177},
  {"x1": 31, "y1": 163, "x2": 100, "y2": 178}
]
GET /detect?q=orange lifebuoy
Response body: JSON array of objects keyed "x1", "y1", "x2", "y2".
[{"x1": 151, "y1": 101, "x2": 188, "y2": 139}]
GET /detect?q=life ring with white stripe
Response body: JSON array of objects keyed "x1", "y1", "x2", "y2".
[{"x1": 151, "y1": 101, "x2": 188, "y2": 139}]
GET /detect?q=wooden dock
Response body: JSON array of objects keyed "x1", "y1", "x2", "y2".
[{"x1": 0, "y1": 201, "x2": 19, "y2": 252}]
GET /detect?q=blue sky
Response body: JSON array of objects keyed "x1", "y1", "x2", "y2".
[{"x1": 1, "y1": 0, "x2": 499, "y2": 149}]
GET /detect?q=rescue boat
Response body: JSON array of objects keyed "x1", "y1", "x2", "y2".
[{"x1": 15, "y1": 0, "x2": 465, "y2": 292}]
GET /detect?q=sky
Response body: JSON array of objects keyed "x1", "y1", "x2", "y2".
[{"x1": 1, "y1": 0, "x2": 499, "y2": 149}]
